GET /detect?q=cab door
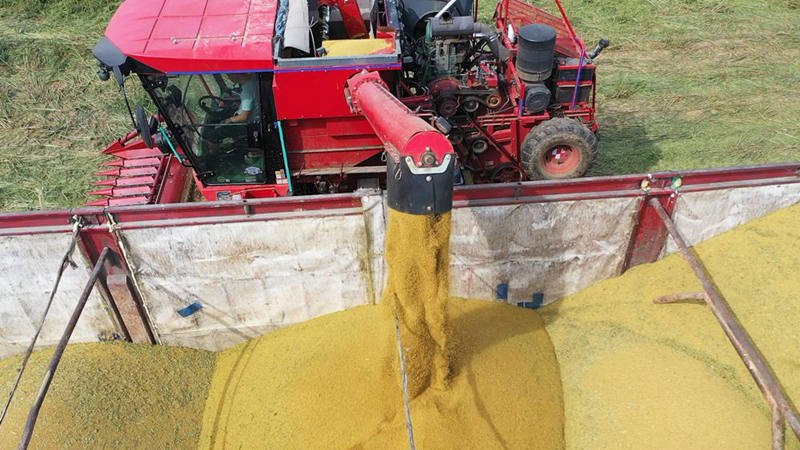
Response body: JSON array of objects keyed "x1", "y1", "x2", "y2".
[{"x1": 148, "y1": 72, "x2": 272, "y2": 185}]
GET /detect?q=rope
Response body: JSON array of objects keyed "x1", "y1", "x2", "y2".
[
  {"x1": 0, "y1": 217, "x2": 83, "y2": 426},
  {"x1": 393, "y1": 314, "x2": 417, "y2": 450}
]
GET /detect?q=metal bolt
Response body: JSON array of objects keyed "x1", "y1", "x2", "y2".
[
  {"x1": 426, "y1": 176, "x2": 432, "y2": 182},
  {"x1": 420, "y1": 151, "x2": 437, "y2": 166}
]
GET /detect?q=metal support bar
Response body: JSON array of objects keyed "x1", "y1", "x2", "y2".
[
  {"x1": 648, "y1": 198, "x2": 800, "y2": 446},
  {"x1": 106, "y1": 273, "x2": 153, "y2": 344},
  {"x1": 18, "y1": 247, "x2": 113, "y2": 450},
  {"x1": 0, "y1": 219, "x2": 83, "y2": 426},
  {"x1": 773, "y1": 405, "x2": 786, "y2": 450},
  {"x1": 652, "y1": 291, "x2": 706, "y2": 304},
  {"x1": 622, "y1": 195, "x2": 677, "y2": 270}
]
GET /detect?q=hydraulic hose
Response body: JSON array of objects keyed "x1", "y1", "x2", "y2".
[{"x1": 473, "y1": 23, "x2": 509, "y2": 63}]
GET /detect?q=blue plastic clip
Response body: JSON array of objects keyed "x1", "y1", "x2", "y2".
[
  {"x1": 178, "y1": 301, "x2": 203, "y2": 317},
  {"x1": 532, "y1": 292, "x2": 544, "y2": 308},
  {"x1": 517, "y1": 293, "x2": 544, "y2": 310},
  {"x1": 496, "y1": 283, "x2": 509, "y2": 301}
]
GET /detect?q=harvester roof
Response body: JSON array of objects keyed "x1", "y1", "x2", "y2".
[{"x1": 105, "y1": 0, "x2": 277, "y2": 74}]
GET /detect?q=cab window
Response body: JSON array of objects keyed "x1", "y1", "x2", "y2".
[{"x1": 147, "y1": 73, "x2": 266, "y2": 185}]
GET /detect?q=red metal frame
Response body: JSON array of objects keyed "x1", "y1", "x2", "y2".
[
  {"x1": 553, "y1": 0, "x2": 585, "y2": 54},
  {"x1": 623, "y1": 194, "x2": 677, "y2": 268},
  {"x1": 497, "y1": 0, "x2": 582, "y2": 58},
  {"x1": 196, "y1": 179, "x2": 292, "y2": 202},
  {"x1": 98, "y1": 0, "x2": 599, "y2": 202},
  {"x1": 7, "y1": 164, "x2": 799, "y2": 274}
]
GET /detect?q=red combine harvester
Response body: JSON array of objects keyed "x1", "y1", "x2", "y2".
[{"x1": 90, "y1": 0, "x2": 609, "y2": 209}]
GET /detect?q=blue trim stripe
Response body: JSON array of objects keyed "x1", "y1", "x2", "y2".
[
  {"x1": 166, "y1": 68, "x2": 274, "y2": 75},
  {"x1": 166, "y1": 62, "x2": 401, "y2": 76},
  {"x1": 273, "y1": 63, "x2": 401, "y2": 73}
]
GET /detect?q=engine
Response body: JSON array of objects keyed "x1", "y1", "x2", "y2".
[
  {"x1": 402, "y1": 15, "x2": 509, "y2": 119},
  {"x1": 392, "y1": 1, "x2": 608, "y2": 182}
]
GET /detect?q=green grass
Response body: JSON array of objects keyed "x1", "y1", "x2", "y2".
[
  {"x1": 0, "y1": 0, "x2": 129, "y2": 210},
  {"x1": 0, "y1": 0, "x2": 798, "y2": 210},
  {"x1": 516, "y1": 0, "x2": 800, "y2": 176}
]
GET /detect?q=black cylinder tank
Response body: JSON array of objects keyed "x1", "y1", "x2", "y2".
[{"x1": 516, "y1": 24, "x2": 557, "y2": 83}]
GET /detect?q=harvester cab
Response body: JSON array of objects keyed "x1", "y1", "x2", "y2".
[
  {"x1": 143, "y1": 71, "x2": 273, "y2": 184},
  {"x1": 91, "y1": 0, "x2": 608, "y2": 208},
  {"x1": 94, "y1": 35, "x2": 281, "y2": 184}
]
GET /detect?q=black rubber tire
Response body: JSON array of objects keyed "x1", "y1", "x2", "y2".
[{"x1": 520, "y1": 117, "x2": 597, "y2": 180}]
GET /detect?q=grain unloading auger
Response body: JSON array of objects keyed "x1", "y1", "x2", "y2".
[
  {"x1": 344, "y1": 69, "x2": 458, "y2": 447},
  {"x1": 346, "y1": 70, "x2": 455, "y2": 214}
]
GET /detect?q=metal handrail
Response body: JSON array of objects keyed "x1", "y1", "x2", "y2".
[
  {"x1": 550, "y1": 0, "x2": 587, "y2": 110},
  {"x1": 649, "y1": 198, "x2": 800, "y2": 449},
  {"x1": 0, "y1": 218, "x2": 83, "y2": 426},
  {"x1": 18, "y1": 247, "x2": 113, "y2": 450}
]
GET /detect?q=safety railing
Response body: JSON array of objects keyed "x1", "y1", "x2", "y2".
[
  {"x1": 17, "y1": 247, "x2": 115, "y2": 450},
  {"x1": 649, "y1": 199, "x2": 800, "y2": 449}
]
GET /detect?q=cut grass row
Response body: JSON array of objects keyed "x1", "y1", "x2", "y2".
[
  {"x1": 0, "y1": 0, "x2": 126, "y2": 209},
  {"x1": 0, "y1": 0, "x2": 798, "y2": 210},
  {"x1": 540, "y1": 0, "x2": 800, "y2": 174}
]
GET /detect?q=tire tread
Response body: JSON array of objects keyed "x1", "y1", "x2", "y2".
[{"x1": 520, "y1": 117, "x2": 598, "y2": 180}]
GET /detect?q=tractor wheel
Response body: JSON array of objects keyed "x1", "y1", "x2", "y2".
[{"x1": 520, "y1": 117, "x2": 597, "y2": 180}]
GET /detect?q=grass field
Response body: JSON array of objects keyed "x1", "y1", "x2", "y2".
[{"x1": 0, "y1": 0, "x2": 798, "y2": 210}]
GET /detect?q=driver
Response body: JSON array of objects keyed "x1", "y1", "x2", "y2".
[
  {"x1": 201, "y1": 73, "x2": 259, "y2": 154},
  {"x1": 224, "y1": 73, "x2": 259, "y2": 124}
]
